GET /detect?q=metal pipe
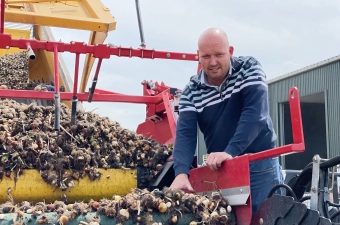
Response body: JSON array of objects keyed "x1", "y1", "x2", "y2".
[
  {"x1": 71, "y1": 53, "x2": 80, "y2": 125},
  {"x1": 88, "y1": 58, "x2": 102, "y2": 102},
  {"x1": 53, "y1": 44, "x2": 60, "y2": 131},
  {"x1": 26, "y1": 43, "x2": 36, "y2": 60},
  {"x1": 135, "y1": 0, "x2": 146, "y2": 48},
  {"x1": 0, "y1": 0, "x2": 5, "y2": 34}
]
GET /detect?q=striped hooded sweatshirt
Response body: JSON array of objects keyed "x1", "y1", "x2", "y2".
[{"x1": 173, "y1": 56, "x2": 277, "y2": 176}]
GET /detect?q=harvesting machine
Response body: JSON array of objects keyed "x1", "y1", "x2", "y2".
[{"x1": 1, "y1": 1, "x2": 340, "y2": 224}]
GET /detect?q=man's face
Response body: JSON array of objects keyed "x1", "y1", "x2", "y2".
[{"x1": 198, "y1": 37, "x2": 233, "y2": 85}]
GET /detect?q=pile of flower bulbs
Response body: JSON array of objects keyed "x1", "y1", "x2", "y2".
[
  {"x1": 0, "y1": 188, "x2": 235, "y2": 225},
  {"x1": 0, "y1": 52, "x2": 42, "y2": 90},
  {"x1": 0, "y1": 98, "x2": 172, "y2": 190}
]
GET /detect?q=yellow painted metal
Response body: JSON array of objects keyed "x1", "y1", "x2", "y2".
[
  {"x1": 0, "y1": 28, "x2": 30, "y2": 56},
  {"x1": 0, "y1": 169, "x2": 137, "y2": 204},
  {"x1": 28, "y1": 25, "x2": 73, "y2": 107},
  {"x1": 80, "y1": 31, "x2": 108, "y2": 93},
  {"x1": 5, "y1": 0, "x2": 116, "y2": 32}
]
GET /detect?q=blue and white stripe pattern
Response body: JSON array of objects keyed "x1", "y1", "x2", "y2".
[{"x1": 179, "y1": 56, "x2": 267, "y2": 114}]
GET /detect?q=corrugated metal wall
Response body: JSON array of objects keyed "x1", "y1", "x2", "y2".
[{"x1": 268, "y1": 60, "x2": 340, "y2": 158}]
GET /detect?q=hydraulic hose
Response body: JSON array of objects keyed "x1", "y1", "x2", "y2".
[
  {"x1": 291, "y1": 155, "x2": 340, "y2": 200},
  {"x1": 267, "y1": 183, "x2": 298, "y2": 201},
  {"x1": 298, "y1": 195, "x2": 310, "y2": 203},
  {"x1": 331, "y1": 210, "x2": 340, "y2": 221}
]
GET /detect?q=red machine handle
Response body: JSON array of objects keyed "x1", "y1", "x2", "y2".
[{"x1": 248, "y1": 87, "x2": 305, "y2": 162}]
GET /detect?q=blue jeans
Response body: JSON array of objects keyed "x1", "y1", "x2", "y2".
[{"x1": 250, "y1": 157, "x2": 284, "y2": 216}]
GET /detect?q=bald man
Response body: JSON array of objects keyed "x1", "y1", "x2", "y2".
[{"x1": 170, "y1": 28, "x2": 284, "y2": 216}]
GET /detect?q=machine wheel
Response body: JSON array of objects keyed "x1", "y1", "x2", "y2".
[{"x1": 251, "y1": 195, "x2": 332, "y2": 225}]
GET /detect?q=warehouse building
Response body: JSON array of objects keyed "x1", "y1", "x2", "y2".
[
  {"x1": 268, "y1": 55, "x2": 340, "y2": 170},
  {"x1": 196, "y1": 55, "x2": 340, "y2": 170}
]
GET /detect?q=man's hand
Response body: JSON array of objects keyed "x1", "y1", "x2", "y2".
[
  {"x1": 169, "y1": 174, "x2": 194, "y2": 192},
  {"x1": 206, "y1": 152, "x2": 233, "y2": 171},
  {"x1": 166, "y1": 155, "x2": 173, "y2": 162}
]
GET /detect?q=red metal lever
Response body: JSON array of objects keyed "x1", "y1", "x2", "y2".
[
  {"x1": 248, "y1": 86, "x2": 305, "y2": 162},
  {"x1": 0, "y1": 0, "x2": 4, "y2": 34}
]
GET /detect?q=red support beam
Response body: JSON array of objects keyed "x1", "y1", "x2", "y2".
[
  {"x1": 73, "y1": 53, "x2": 80, "y2": 96},
  {"x1": 0, "y1": 35, "x2": 199, "y2": 61},
  {"x1": 249, "y1": 87, "x2": 305, "y2": 163},
  {"x1": 0, "y1": 0, "x2": 4, "y2": 34},
  {"x1": 93, "y1": 89, "x2": 123, "y2": 95},
  {"x1": 0, "y1": 90, "x2": 164, "y2": 104},
  {"x1": 53, "y1": 44, "x2": 59, "y2": 91}
]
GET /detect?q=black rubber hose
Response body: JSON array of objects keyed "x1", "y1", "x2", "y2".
[
  {"x1": 330, "y1": 210, "x2": 340, "y2": 221},
  {"x1": 324, "y1": 169, "x2": 330, "y2": 218},
  {"x1": 298, "y1": 195, "x2": 310, "y2": 203},
  {"x1": 290, "y1": 166, "x2": 312, "y2": 200},
  {"x1": 317, "y1": 169, "x2": 327, "y2": 218},
  {"x1": 88, "y1": 78, "x2": 97, "y2": 103},
  {"x1": 290, "y1": 155, "x2": 340, "y2": 200},
  {"x1": 327, "y1": 201, "x2": 340, "y2": 208},
  {"x1": 267, "y1": 183, "x2": 298, "y2": 201},
  {"x1": 320, "y1": 155, "x2": 340, "y2": 169},
  {"x1": 71, "y1": 96, "x2": 77, "y2": 125}
]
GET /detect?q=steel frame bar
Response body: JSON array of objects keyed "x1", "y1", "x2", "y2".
[
  {"x1": 249, "y1": 87, "x2": 305, "y2": 162},
  {"x1": 310, "y1": 154, "x2": 321, "y2": 210},
  {"x1": 135, "y1": 0, "x2": 146, "y2": 48}
]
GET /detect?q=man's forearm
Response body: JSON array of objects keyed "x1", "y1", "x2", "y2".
[{"x1": 172, "y1": 111, "x2": 198, "y2": 176}]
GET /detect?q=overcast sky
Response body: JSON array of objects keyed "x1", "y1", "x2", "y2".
[{"x1": 51, "y1": 0, "x2": 340, "y2": 131}]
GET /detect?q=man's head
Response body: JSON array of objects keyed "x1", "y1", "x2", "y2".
[{"x1": 198, "y1": 28, "x2": 234, "y2": 86}]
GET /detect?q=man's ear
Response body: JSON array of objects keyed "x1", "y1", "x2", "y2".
[{"x1": 229, "y1": 46, "x2": 234, "y2": 58}]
